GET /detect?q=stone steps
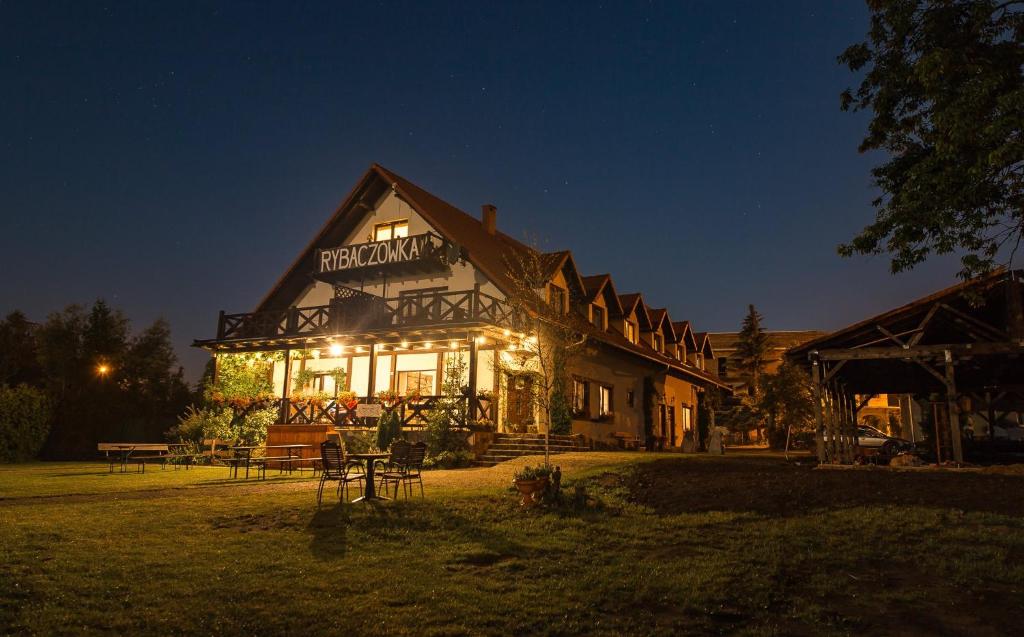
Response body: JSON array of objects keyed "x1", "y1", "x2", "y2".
[{"x1": 473, "y1": 432, "x2": 590, "y2": 466}]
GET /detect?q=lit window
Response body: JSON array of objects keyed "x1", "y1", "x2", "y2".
[
  {"x1": 653, "y1": 334, "x2": 663, "y2": 352},
  {"x1": 572, "y1": 378, "x2": 589, "y2": 416},
  {"x1": 548, "y1": 285, "x2": 566, "y2": 314},
  {"x1": 598, "y1": 386, "x2": 613, "y2": 416},
  {"x1": 397, "y1": 370, "x2": 434, "y2": 396},
  {"x1": 624, "y1": 322, "x2": 636, "y2": 343},
  {"x1": 373, "y1": 219, "x2": 409, "y2": 241}
]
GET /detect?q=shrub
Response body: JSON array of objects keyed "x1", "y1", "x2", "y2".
[
  {"x1": 375, "y1": 410, "x2": 402, "y2": 451},
  {"x1": 168, "y1": 404, "x2": 273, "y2": 447},
  {"x1": 513, "y1": 464, "x2": 552, "y2": 482},
  {"x1": 0, "y1": 384, "x2": 54, "y2": 462},
  {"x1": 423, "y1": 449, "x2": 474, "y2": 470}
]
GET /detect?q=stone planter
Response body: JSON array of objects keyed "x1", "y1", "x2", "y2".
[{"x1": 513, "y1": 478, "x2": 549, "y2": 507}]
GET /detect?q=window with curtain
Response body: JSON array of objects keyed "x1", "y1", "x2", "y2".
[{"x1": 373, "y1": 219, "x2": 409, "y2": 241}]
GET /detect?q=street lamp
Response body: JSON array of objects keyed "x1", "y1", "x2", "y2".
[{"x1": 96, "y1": 363, "x2": 110, "y2": 377}]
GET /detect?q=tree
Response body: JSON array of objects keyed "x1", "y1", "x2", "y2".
[
  {"x1": 736, "y1": 305, "x2": 770, "y2": 396},
  {"x1": 731, "y1": 305, "x2": 771, "y2": 442},
  {"x1": 496, "y1": 243, "x2": 588, "y2": 465},
  {"x1": 760, "y1": 361, "x2": 816, "y2": 449},
  {"x1": 839, "y1": 0, "x2": 1024, "y2": 280},
  {"x1": 0, "y1": 311, "x2": 42, "y2": 387}
]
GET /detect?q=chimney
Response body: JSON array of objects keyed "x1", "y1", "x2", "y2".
[{"x1": 481, "y1": 204, "x2": 497, "y2": 235}]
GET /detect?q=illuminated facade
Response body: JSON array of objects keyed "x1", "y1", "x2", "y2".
[{"x1": 194, "y1": 164, "x2": 728, "y2": 451}]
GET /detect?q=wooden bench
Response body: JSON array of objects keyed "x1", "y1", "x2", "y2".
[
  {"x1": 97, "y1": 443, "x2": 170, "y2": 473},
  {"x1": 609, "y1": 432, "x2": 641, "y2": 451}
]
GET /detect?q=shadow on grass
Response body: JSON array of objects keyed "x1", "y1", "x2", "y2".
[
  {"x1": 629, "y1": 457, "x2": 1024, "y2": 518},
  {"x1": 306, "y1": 494, "x2": 534, "y2": 566}
]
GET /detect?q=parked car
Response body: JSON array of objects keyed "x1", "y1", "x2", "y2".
[
  {"x1": 853, "y1": 425, "x2": 913, "y2": 456},
  {"x1": 821, "y1": 425, "x2": 913, "y2": 458}
]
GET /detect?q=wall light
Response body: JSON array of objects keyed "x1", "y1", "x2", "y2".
[{"x1": 328, "y1": 343, "x2": 344, "y2": 357}]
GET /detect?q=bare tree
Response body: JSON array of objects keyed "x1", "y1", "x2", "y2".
[{"x1": 495, "y1": 241, "x2": 588, "y2": 465}]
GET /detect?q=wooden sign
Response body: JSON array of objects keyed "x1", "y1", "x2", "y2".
[
  {"x1": 317, "y1": 233, "x2": 436, "y2": 275},
  {"x1": 355, "y1": 403, "x2": 383, "y2": 418}
]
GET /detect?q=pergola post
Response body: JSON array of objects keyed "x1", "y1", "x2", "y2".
[
  {"x1": 812, "y1": 358, "x2": 825, "y2": 463},
  {"x1": 367, "y1": 343, "x2": 377, "y2": 397},
  {"x1": 943, "y1": 350, "x2": 964, "y2": 464},
  {"x1": 280, "y1": 348, "x2": 291, "y2": 423},
  {"x1": 468, "y1": 334, "x2": 479, "y2": 421}
]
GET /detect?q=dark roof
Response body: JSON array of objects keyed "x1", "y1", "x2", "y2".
[
  {"x1": 784, "y1": 270, "x2": 1024, "y2": 395},
  {"x1": 708, "y1": 330, "x2": 824, "y2": 353},
  {"x1": 252, "y1": 163, "x2": 726, "y2": 387},
  {"x1": 788, "y1": 270, "x2": 1018, "y2": 357}
]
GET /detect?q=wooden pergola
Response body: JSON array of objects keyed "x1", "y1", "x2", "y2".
[{"x1": 787, "y1": 270, "x2": 1024, "y2": 465}]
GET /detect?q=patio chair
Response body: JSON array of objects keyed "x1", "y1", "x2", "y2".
[
  {"x1": 378, "y1": 441, "x2": 426, "y2": 499},
  {"x1": 375, "y1": 440, "x2": 411, "y2": 497},
  {"x1": 317, "y1": 441, "x2": 366, "y2": 505}
]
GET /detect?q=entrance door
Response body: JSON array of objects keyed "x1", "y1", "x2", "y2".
[{"x1": 505, "y1": 374, "x2": 534, "y2": 432}]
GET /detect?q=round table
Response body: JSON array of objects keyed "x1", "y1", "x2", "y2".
[{"x1": 346, "y1": 453, "x2": 391, "y2": 502}]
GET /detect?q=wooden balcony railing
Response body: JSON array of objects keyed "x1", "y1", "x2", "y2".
[
  {"x1": 216, "y1": 288, "x2": 519, "y2": 341},
  {"x1": 277, "y1": 395, "x2": 494, "y2": 428}
]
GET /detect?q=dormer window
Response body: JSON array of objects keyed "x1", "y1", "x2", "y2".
[
  {"x1": 548, "y1": 284, "x2": 567, "y2": 314},
  {"x1": 624, "y1": 321, "x2": 636, "y2": 344},
  {"x1": 591, "y1": 305, "x2": 605, "y2": 329},
  {"x1": 653, "y1": 333, "x2": 663, "y2": 352},
  {"x1": 373, "y1": 219, "x2": 409, "y2": 241}
]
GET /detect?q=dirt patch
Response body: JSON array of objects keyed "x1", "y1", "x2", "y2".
[{"x1": 628, "y1": 456, "x2": 1024, "y2": 518}]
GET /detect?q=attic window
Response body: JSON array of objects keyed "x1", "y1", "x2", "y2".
[
  {"x1": 624, "y1": 321, "x2": 636, "y2": 344},
  {"x1": 373, "y1": 219, "x2": 409, "y2": 241},
  {"x1": 548, "y1": 285, "x2": 567, "y2": 314},
  {"x1": 591, "y1": 305, "x2": 605, "y2": 329},
  {"x1": 653, "y1": 334, "x2": 663, "y2": 352}
]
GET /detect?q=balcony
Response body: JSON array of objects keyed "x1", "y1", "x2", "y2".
[
  {"x1": 274, "y1": 394, "x2": 494, "y2": 428},
  {"x1": 215, "y1": 287, "x2": 518, "y2": 342}
]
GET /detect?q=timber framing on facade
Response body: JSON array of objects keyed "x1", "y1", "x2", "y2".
[
  {"x1": 194, "y1": 163, "x2": 729, "y2": 452},
  {"x1": 787, "y1": 269, "x2": 1024, "y2": 464}
]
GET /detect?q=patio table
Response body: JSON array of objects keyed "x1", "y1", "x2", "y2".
[
  {"x1": 264, "y1": 444, "x2": 314, "y2": 474},
  {"x1": 346, "y1": 453, "x2": 391, "y2": 502},
  {"x1": 98, "y1": 443, "x2": 169, "y2": 473},
  {"x1": 227, "y1": 446, "x2": 267, "y2": 479}
]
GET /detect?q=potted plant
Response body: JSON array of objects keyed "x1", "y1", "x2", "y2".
[{"x1": 512, "y1": 465, "x2": 552, "y2": 507}]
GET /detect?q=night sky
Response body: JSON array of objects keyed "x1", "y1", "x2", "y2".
[{"x1": 1, "y1": 1, "x2": 962, "y2": 381}]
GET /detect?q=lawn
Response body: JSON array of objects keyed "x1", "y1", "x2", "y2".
[{"x1": 2, "y1": 452, "x2": 1023, "y2": 636}]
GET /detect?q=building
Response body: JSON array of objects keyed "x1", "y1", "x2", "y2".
[
  {"x1": 787, "y1": 270, "x2": 1024, "y2": 464},
  {"x1": 708, "y1": 330, "x2": 825, "y2": 395},
  {"x1": 194, "y1": 164, "x2": 729, "y2": 455}
]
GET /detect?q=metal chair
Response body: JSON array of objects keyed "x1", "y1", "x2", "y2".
[
  {"x1": 317, "y1": 441, "x2": 366, "y2": 505},
  {"x1": 379, "y1": 441, "x2": 426, "y2": 499},
  {"x1": 376, "y1": 440, "x2": 412, "y2": 498}
]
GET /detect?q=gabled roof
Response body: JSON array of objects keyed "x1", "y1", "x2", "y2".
[
  {"x1": 247, "y1": 163, "x2": 729, "y2": 389},
  {"x1": 647, "y1": 308, "x2": 678, "y2": 343},
  {"x1": 788, "y1": 269, "x2": 1022, "y2": 358},
  {"x1": 542, "y1": 251, "x2": 587, "y2": 302},
  {"x1": 619, "y1": 294, "x2": 652, "y2": 330},
  {"x1": 257, "y1": 163, "x2": 537, "y2": 311},
  {"x1": 693, "y1": 331, "x2": 715, "y2": 359},
  {"x1": 672, "y1": 321, "x2": 699, "y2": 352}
]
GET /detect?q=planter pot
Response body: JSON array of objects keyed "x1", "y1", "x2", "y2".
[{"x1": 513, "y1": 478, "x2": 550, "y2": 507}]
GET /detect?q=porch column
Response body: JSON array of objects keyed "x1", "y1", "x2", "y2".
[
  {"x1": 280, "y1": 348, "x2": 291, "y2": 423},
  {"x1": 468, "y1": 335, "x2": 479, "y2": 420},
  {"x1": 812, "y1": 357, "x2": 825, "y2": 463},
  {"x1": 944, "y1": 351, "x2": 964, "y2": 464},
  {"x1": 367, "y1": 343, "x2": 377, "y2": 397}
]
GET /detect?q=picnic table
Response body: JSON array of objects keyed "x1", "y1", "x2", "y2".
[
  {"x1": 346, "y1": 452, "x2": 391, "y2": 502},
  {"x1": 98, "y1": 443, "x2": 170, "y2": 473},
  {"x1": 227, "y1": 444, "x2": 315, "y2": 480}
]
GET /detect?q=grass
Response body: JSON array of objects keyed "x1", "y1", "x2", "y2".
[{"x1": 2, "y1": 452, "x2": 1023, "y2": 635}]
